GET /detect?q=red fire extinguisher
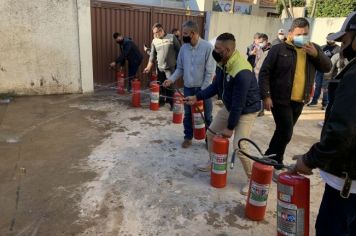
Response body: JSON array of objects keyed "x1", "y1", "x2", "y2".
[
  {"x1": 277, "y1": 173, "x2": 310, "y2": 236},
  {"x1": 131, "y1": 79, "x2": 141, "y2": 107},
  {"x1": 245, "y1": 162, "x2": 273, "y2": 221},
  {"x1": 191, "y1": 100, "x2": 206, "y2": 140},
  {"x1": 150, "y1": 81, "x2": 160, "y2": 111},
  {"x1": 116, "y1": 71, "x2": 125, "y2": 95},
  {"x1": 150, "y1": 73, "x2": 157, "y2": 82},
  {"x1": 172, "y1": 92, "x2": 183, "y2": 123},
  {"x1": 210, "y1": 135, "x2": 229, "y2": 188}
]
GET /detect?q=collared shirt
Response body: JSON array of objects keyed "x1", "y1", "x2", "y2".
[{"x1": 169, "y1": 38, "x2": 216, "y2": 89}]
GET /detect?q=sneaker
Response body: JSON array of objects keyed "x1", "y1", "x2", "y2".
[
  {"x1": 240, "y1": 180, "x2": 250, "y2": 196},
  {"x1": 181, "y1": 139, "x2": 192, "y2": 148},
  {"x1": 307, "y1": 102, "x2": 317, "y2": 107},
  {"x1": 272, "y1": 169, "x2": 283, "y2": 182},
  {"x1": 257, "y1": 110, "x2": 265, "y2": 117},
  {"x1": 197, "y1": 160, "x2": 211, "y2": 172}
]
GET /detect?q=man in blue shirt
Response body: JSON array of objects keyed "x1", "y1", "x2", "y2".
[
  {"x1": 163, "y1": 20, "x2": 215, "y2": 149},
  {"x1": 185, "y1": 33, "x2": 261, "y2": 194}
]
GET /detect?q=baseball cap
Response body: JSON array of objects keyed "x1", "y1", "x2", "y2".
[
  {"x1": 278, "y1": 29, "x2": 284, "y2": 34},
  {"x1": 327, "y1": 11, "x2": 356, "y2": 42}
]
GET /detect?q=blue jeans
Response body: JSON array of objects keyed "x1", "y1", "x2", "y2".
[
  {"x1": 183, "y1": 87, "x2": 213, "y2": 140},
  {"x1": 316, "y1": 184, "x2": 356, "y2": 236},
  {"x1": 311, "y1": 71, "x2": 328, "y2": 106}
]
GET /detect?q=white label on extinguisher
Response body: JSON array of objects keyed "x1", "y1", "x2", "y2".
[
  {"x1": 248, "y1": 181, "x2": 270, "y2": 207},
  {"x1": 211, "y1": 153, "x2": 227, "y2": 174},
  {"x1": 173, "y1": 104, "x2": 182, "y2": 113},
  {"x1": 193, "y1": 113, "x2": 205, "y2": 129},
  {"x1": 150, "y1": 92, "x2": 159, "y2": 103},
  {"x1": 277, "y1": 200, "x2": 305, "y2": 236}
]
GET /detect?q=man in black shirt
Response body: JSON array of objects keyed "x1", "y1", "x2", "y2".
[{"x1": 110, "y1": 32, "x2": 143, "y2": 93}]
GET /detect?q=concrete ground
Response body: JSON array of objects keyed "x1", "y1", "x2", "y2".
[{"x1": 0, "y1": 91, "x2": 327, "y2": 236}]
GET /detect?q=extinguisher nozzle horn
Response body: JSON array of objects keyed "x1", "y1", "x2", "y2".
[{"x1": 230, "y1": 150, "x2": 236, "y2": 169}]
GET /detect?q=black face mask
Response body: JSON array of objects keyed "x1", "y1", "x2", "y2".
[
  {"x1": 342, "y1": 43, "x2": 356, "y2": 61},
  {"x1": 182, "y1": 36, "x2": 191, "y2": 44},
  {"x1": 342, "y1": 35, "x2": 356, "y2": 61},
  {"x1": 212, "y1": 50, "x2": 223, "y2": 63}
]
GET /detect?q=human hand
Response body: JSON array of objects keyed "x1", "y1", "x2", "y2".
[
  {"x1": 143, "y1": 67, "x2": 151, "y2": 74},
  {"x1": 183, "y1": 96, "x2": 197, "y2": 106},
  {"x1": 221, "y1": 128, "x2": 233, "y2": 138},
  {"x1": 263, "y1": 97, "x2": 273, "y2": 111},
  {"x1": 109, "y1": 62, "x2": 116, "y2": 68},
  {"x1": 162, "y1": 80, "x2": 173, "y2": 88},
  {"x1": 303, "y1": 43, "x2": 318, "y2": 57},
  {"x1": 290, "y1": 155, "x2": 313, "y2": 175}
]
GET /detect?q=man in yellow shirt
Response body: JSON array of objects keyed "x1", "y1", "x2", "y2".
[{"x1": 259, "y1": 18, "x2": 332, "y2": 180}]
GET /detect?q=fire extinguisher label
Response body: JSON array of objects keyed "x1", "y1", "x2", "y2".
[
  {"x1": 278, "y1": 183, "x2": 294, "y2": 196},
  {"x1": 211, "y1": 153, "x2": 227, "y2": 174},
  {"x1": 173, "y1": 104, "x2": 182, "y2": 113},
  {"x1": 277, "y1": 200, "x2": 305, "y2": 236},
  {"x1": 193, "y1": 113, "x2": 205, "y2": 129},
  {"x1": 248, "y1": 181, "x2": 270, "y2": 206},
  {"x1": 150, "y1": 92, "x2": 159, "y2": 103}
]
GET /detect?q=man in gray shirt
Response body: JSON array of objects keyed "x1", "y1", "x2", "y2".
[
  {"x1": 164, "y1": 20, "x2": 216, "y2": 148},
  {"x1": 144, "y1": 23, "x2": 181, "y2": 109}
]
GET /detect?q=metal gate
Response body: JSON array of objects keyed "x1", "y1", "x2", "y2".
[{"x1": 91, "y1": 1, "x2": 206, "y2": 87}]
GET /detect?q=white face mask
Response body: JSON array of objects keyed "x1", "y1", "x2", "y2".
[
  {"x1": 259, "y1": 42, "x2": 266, "y2": 48},
  {"x1": 278, "y1": 35, "x2": 285, "y2": 40}
]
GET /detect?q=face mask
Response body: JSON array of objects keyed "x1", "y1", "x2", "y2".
[
  {"x1": 341, "y1": 40, "x2": 356, "y2": 61},
  {"x1": 182, "y1": 36, "x2": 191, "y2": 44},
  {"x1": 327, "y1": 41, "x2": 335, "y2": 46},
  {"x1": 259, "y1": 42, "x2": 266, "y2": 48},
  {"x1": 293, "y1": 35, "x2": 309, "y2": 48},
  {"x1": 278, "y1": 35, "x2": 285, "y2": 40},
  {"x1": 212, "y1": 50, "x2": 223, "y2": 63},
  {"x1": 116, "y1": 39, "x2": 124, "y2": 44}
]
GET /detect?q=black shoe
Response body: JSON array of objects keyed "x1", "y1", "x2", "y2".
[{"x1": 307, "y1": 102, "x2": 317, "y2": 107}]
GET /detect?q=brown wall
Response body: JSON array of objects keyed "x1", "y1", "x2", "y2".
[{"x1": 91, "y1": 1, "x2": 205, "y2": 87}]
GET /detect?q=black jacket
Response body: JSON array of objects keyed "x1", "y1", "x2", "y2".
[
  {"x1": 259, "y1": 42, "x2": 332, "y2": 105},
  {"x1": 196, "y1": 52, "x2": 261, "y2": 130},
  {"x1": 303, "y1": 59, "x2": 356, "y2": 179},
  {"x1": 115, "y1": 38, "x2": 143, "y2": 67}
]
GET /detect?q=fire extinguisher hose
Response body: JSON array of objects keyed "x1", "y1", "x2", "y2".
[
  {"x1": 231, "y1": 138, "x2": 288, "y2": 170},
  {"x1": 174, "y1": 88, "x2": 218, "y2": 136}
]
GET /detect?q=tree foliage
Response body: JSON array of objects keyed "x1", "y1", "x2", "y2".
[
  {"x1": 312, "y1": 0, "x2": 356, "y2": 17},
  {"x1": 276, "y1": 0, "x2": 306, "y2": 14}
]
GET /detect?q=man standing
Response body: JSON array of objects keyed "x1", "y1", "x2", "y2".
[
  {"x1": 308, "y1": 33, "x2": 340, "y2": 109},
  {"x1": 144, "y1": 23, "x2": 181, "y2": 109},
  {"x1": 184, "y1": 33, "x2": 261, "y2": 195},
  {"x1": 259, "y1": 17, "x2": 332, "y2": 179},
  {"x1": 246, "y1": 32, "x2": 261, "y2": 67},
  {"x1": 254, "y1": 33, "x2": 271, "y2": 78},
  {"x1": 110, "y1": 32, "x2": 143, "y2": 93},
  {"x1": 163, "y1": 20, "x2": 215, "y2": 148},
  {"x1": 271, "y1": 29, "x2": 286, "y2": 46},
  {"x1": 292, "y1": 11, "x2": 356, "y2": 235},
  {"x1": 171, "y1": 28, "x2": 182, "y2": 45}
]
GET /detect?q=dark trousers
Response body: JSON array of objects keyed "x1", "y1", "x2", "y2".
[
  {"x1": 183, "y1": 87, "x2": 213, "y2": 140},
  {"x1": 311, "y1": 71, "x2": 328, "y2": 106},
  {"x1": 265, "y1": 101, "x2": 304, "y2": 167},
  {"x1": 316, "y1": 184, "x2": 356, "y2": 236},
  {"x1": 157, "y1": 68, "x2": 174, "y2": 107},
  {"x1": 127, "y1": 62, "x2": 141, "y2": 92}
]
